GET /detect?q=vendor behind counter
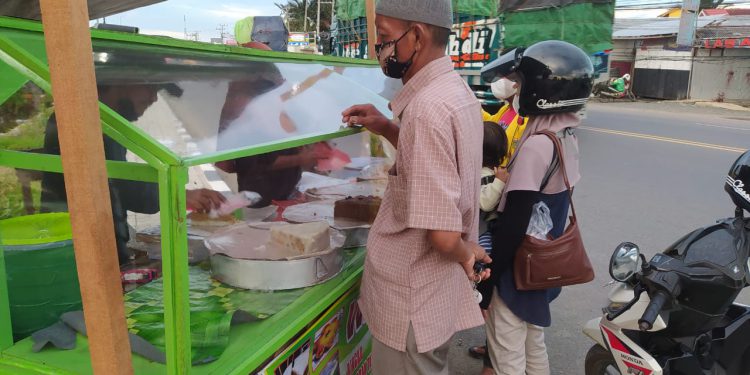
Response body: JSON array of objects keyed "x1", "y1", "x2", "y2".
[
  {"x1": 40, "y1": 83, "x2": 225, "y2": 265},
  {"x1": 215, "y1": 42, "x2": 330, "y2": 207}
]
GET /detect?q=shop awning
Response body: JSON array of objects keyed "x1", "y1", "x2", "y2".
[{"x1": 0, "y1": 0, "x2": 164, "y2": 20}]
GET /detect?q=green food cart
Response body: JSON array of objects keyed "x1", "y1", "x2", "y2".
[{"x1": 0, "y1": 15, "x2": 391, "y2": 374}]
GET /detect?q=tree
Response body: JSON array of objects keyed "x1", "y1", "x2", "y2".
[{"x1": 275, "y1": 0, "x2": 333, "y2": 33}]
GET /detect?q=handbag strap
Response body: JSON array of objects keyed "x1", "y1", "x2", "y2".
[{"x1": 535, "y1": 130, "x2": 578, "y2": 219}]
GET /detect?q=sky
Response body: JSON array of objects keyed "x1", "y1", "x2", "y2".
[
  {"x1": 104, "y1": 0, "x2": 747, "y2": 42},
  {"x1": 98, "y1": 0, "x2": 284, "y2": 41}
]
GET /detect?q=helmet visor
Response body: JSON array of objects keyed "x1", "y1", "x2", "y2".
[{"x1": 481, "y1": 47, "x2": 524, "y2": 84}]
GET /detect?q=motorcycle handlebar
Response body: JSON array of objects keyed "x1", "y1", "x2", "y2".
[{"x1": 638, "y1": 291, "x2": 669, "y2": 331}]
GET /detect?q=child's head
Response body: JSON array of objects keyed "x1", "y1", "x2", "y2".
[{"x1": 483, "y1": 121, "x2": 509, "y2": 168}]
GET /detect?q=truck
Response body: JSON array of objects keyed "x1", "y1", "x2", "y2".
[{"x1": 331, "y1": 0, "x2": 615, "y2": 110}]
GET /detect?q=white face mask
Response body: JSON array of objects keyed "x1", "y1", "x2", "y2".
[
  {"x1": 490, "y1": 78, "x2": 516, "y2": 100},
  {"x1": 512, "y1": 93, "x2": 521, "y2": 112}
]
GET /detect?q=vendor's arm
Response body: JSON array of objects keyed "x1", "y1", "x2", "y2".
[
  {"x1": 271, "y1": 147, "x2": 328, "y2": 171},
  {"x1": 186, "y1": 189, "x2": 226, "y2": 213},
  {"x1": 342, "y1": 104, "x2": 399, "y2": 148}
]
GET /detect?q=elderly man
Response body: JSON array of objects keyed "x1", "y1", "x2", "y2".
[{"x1": 341, "y1": 0, "x2": 491, "y2": 373}]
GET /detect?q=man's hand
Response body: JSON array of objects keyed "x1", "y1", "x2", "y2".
[
  {"x1": 461, "y1": 242, "x2": 492, "y2": 282},
  {"x1": 186, "y1": 189, "x2": 226, "y2": 213},
  {"x1": 494, "y1": 167, "x2": 510, "y2": 183},
  {"x1": 297, "y1": 146, "x2": 330, "y2": 170},
  {"x1": 428, "y1": 231, "x2": 492, "y2": 282},
  {"x1": 342, "y1": 104, "x2": 399, "y2": 147}
]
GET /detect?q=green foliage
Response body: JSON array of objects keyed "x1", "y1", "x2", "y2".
[{"x1": 275, "y1": 0, "x2": 333, "y2": 33}]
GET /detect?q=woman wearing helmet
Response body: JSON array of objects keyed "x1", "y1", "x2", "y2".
[{"x1": 479, "y1": 40, "x2": 594, "y2": 374}]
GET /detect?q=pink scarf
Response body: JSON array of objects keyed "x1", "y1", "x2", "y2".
[{"x1": 498, "y1": 113, "x2": 582, "y2": 211}]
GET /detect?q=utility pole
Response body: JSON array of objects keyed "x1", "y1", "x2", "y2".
[
  {"x1": 183, "y1": 15, "x2": 188, "y2": 40},
  {"x1": 217, "y1": 23, "x2": 228, "y2": 43},
  {"x1": 677, "y1": 0, "x2": 700, "y2": 47},
  {"x1": 304, "y1": 0, "x2": 308, "y2": 32}
]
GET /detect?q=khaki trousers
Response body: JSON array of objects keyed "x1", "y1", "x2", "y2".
[
  {"x1": 372, "y1": 323, "x2": 451, "y2": 375},
  {"x1": 486, "y1": 290, "x2": 550, "y2": 375}
]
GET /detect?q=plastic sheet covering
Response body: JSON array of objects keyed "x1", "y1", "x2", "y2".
[
  {"x1": 305, "y1": 180, "x2": 387, "y2": 200},
  {"x1": 123, "y1": 266, "x2": 306, "y2": 364},
  {"x1": 204, "y1": 222, "x2": 345, "y2": 260},
  {"x1": 502, "y1": 2, "x2": 614, "y2": 54}
]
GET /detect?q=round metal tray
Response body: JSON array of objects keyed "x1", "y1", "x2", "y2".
[
  {"x1": 210, "y1": 247, "x2": 343, "y2": 291},
  {"x1": 204, "y1": 222, "x2": 345, "y2": 290}
]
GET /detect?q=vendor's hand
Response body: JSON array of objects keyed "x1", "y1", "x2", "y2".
[
  {"x1": 186, "y1": 189, "x2": 226, "y2": 213},
  {"x1": 494, "y1": 167, "x2": 510, "y2": 183},
  {"x1": 461, "y1": 242, "x2": 492, "y2": 283},
  {"x1": 298, "y1": 146, "x2": 329, "y2": 170},
  {"x1": 342, "y1": 104, "x2": 391, "y2": 136}
]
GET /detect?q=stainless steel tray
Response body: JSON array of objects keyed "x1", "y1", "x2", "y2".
[
  {"x1": 210, "y1": 247, "x2": 344, "y2": 290},
  {"x1": 282, "y1": 200, "x2": 371, "y2": 248}
]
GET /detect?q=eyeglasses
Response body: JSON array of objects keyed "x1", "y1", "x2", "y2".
[{"x1": 374, "y1": 28, "x2": 412, "y2": 58}]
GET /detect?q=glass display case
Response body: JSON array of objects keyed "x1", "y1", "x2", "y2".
[{"x1": 0, "y1": 15, "x2": 397, "y2": 374}]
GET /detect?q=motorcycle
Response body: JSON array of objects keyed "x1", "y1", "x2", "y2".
[
  {"x1": 592, "y1": 80, "x2": 636, "y2": 102},
  {"x1": 583, "y1": 207, "x2": 750, "y2": 374}
]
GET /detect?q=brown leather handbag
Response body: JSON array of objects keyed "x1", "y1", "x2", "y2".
[{"x1": 513, "y1": 130, "x2": 595, "y2": 291}]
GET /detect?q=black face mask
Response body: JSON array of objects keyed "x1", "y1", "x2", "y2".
[{"x1": 375, "y1": 28, "x2": 417, "y2": 79}]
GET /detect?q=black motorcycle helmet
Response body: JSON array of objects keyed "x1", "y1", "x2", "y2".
[
  {"x1": 480, "y1": 40, "x2": 594, "y2": 117},
  {"x1": 726, "y1": 150, "x2": 750, "y2": 213}
]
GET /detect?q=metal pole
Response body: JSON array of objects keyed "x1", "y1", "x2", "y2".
[
  {"x1": 317, "y1": 0, "x2": 321, "y2": 52},
  {"x1": 677, "y1": 0, "x2": 700, "y2": 47},
  {"x1": 304, "y1": 0, "x2": 308, "y2": 32},
  {"x1": 366, "y1": 0, "x2": 376, "y2": 60},
  {"x1": 37, "y1": 0, "x2": 133, "y2": 374}
]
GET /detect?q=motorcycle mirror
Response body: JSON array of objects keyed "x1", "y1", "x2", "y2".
[{"x1": 610, "y1": 242, "x2": 642, "y2": 282}]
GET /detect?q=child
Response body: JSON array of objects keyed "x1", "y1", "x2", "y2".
[
  {"x1": 478, "y1": 121, "x2": 510, "y2": 249},
  {"x1": 469, "y1": 121, "x2": 510, "y2": 364}
]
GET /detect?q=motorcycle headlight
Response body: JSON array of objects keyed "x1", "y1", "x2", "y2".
[{"x1": 609, "y1": 242, "x2": 641, "y2": 282}]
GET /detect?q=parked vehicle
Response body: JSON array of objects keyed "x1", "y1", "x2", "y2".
[
  {"x1": 583, "y1": 151, "x2": 750, "y2": 375},
  {"x1": 592, "y1": 80, "x2": 637, "y2": 102}
]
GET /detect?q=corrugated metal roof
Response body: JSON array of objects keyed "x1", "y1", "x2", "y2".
[
  {"x1": 696, "y1": 15, "x2": 750, "y2": 39},
  {"x1": 0, "y1": 0, "x2": 164, "y2": 20},
  {"x1": 612, "y1": 15, "x2": 750, "y2": 39}
]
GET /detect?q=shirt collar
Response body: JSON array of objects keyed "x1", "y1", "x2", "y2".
[{"x1": 390, "y1": 56, "x2": 454, "y2": 119}]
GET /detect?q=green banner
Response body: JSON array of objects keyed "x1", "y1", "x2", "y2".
[
  {"x1": 501, "y1": 2, "x2": 614, "y2": 54},
  {"x1": 258, "y1": 286, "x2": 372, "y2": 375}
]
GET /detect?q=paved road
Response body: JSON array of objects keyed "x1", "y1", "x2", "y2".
[{"x1": 448, "y1": 101, "x2": 750, "y2": 374}]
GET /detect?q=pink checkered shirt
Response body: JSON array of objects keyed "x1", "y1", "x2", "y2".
[{"x1": 359, "y1": 56, "x2": 485, "y2": 353}]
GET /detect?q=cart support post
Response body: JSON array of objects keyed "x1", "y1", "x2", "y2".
[
  {"x1": 158, "y1": 165, "x2": 192, "y2": 374},
  {"x1": 366, "y1": 0, "x2": 377, "y2": 60},
  {"x1": 37, "y1": 0, "x2": 133, "y2": 374},
  {"x1": 0, "y1": 245, "x2": 12, "y2": 350}
]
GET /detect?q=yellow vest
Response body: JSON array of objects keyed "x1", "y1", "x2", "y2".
[{"x1": 482, "y1": 104, "x2": 527, "y2": 167}]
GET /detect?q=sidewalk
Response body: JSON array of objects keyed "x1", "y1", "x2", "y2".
[{"x1": 671, "y1": 99, "x2": 750, "y2": 112}]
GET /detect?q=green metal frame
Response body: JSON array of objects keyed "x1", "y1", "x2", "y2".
[{"x1": 0, "y1": 15, "x2": 378, "y2": 374}]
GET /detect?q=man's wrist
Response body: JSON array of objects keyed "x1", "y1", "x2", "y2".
[{"x1": 460, "y1": 240, "x2": 474, "y2": 264}]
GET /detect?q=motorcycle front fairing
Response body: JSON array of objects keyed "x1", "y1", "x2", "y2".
[{"x1": 646, "y1": 218, "x2": 750, "y2": 336}]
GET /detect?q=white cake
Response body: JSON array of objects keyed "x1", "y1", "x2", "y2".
[{"x1": 269, "y1": 222, "x2": 330, "y2": 255}]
